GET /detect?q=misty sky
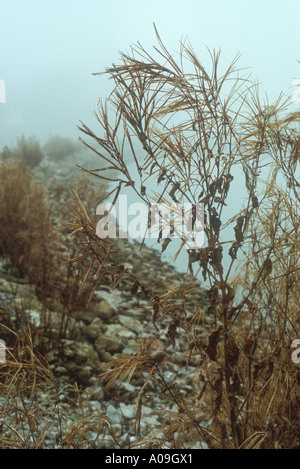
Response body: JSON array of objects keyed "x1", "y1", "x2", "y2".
[
  {"x1": 0, "y1": 0, "x2": 299, "y2": 149},
  {"x1": 0, "y1": 0, "x2": 299, "y2": 276}
]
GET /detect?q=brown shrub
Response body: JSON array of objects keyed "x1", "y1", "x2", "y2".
[
  {"x1": 44, "y1": 135, "x2": 81, "y2": 161},
  {"x1": 0, "y1": 160, "x2": 58, "y2": 287},
  {"x1": 15, "y1": 135, "x2": 44, "y2": 168}
]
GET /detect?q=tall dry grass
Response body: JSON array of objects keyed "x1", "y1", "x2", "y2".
[{"x1": 64, "y1": 27, "x2": 300, "y2": 448}]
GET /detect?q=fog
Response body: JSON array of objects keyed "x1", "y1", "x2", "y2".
[
  {"x1": 1, "y1": 0, "x2": 299, "y2": 147},
  {"x1": 0, "y1": 0, "x2": 299, "y2": 275}
]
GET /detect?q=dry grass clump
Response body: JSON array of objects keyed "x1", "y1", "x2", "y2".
[
  {"x1": 0, "y1": 158, "x2": 108, "y2": 348},
  {"x1": 0, "y1": 325, "x2": 112, "y2": 449},
  {"x1": 63, "y1": 27, "x2": 300, "y2": 448},
  {"x1": 0, "y1": 165, "x2": 115, "y2": 448},
  {"x1": 0, "y1": 159, "x2": 57, "y2": 287}
]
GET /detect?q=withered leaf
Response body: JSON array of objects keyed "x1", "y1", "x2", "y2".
[
  {"x1": 199, "y1": 247, "x2": 209, "y2": 280},
  {"x1": 253, "y1": 359, "x2": 268, "y2": 381},
  {"x1": 157, "y1": 168, "x2": 167, "y2": 184},
  {"x1": 229, "y1": 242, "x2": 238, "y2": 260},
  {"x1": 222, "y1": 285, "x2": 235, "y2": 307},
  {"x1": 209, "y1": 181, "x2": 217, "y2": 196},
  {"x1": 161, "y1": 237, "x2": 172, "y2": 252},
  {"x1": 141, "y1": 284, "x2": 151, "y2": 298},
  {"x1": 236, "y1": 216, "x2": 244, "y2": 231},
  {"x1": 130, "y1": 282, "x2": 139, "y2": 297},
  {"x1": 169, "y1": 182, "x2": 180, "y2": 202},
  {"x1": 212, "y1": 370, "x2": 223, "y2": 415},
  {"x1": 234, "y1": 226, "x2": 244, "y2": 243},
  {"x1": 245, "y1": 298, "x2": 256, "y2": 315},
  {"x1": 207, "y1": 285, "x2": 219, "y2": 305},
  {"x1": 210, "y1": 213, "x2": 222, "y2": 238},
  {"x1": 210, "y1": 246, "x2": 223, "y2": 274},
  {"x1": 188, "y1": 249, "x2": 200, "y2": 264},
  {"x1": 229, "y1": 372, "x2": 241, "y2": 396},
  {"x1": 206, "y1": 326, "x2": 222, "y2": 361},
  {"x1": 243, "y1": 336, "x2": 254, "y2": 358},
  {"x1": 225, "y1": 336, "x2": 239, "y2": 368},
  {"x1": 152, "y1": 296, "x2": 160, "y2": 331},
  {"x1": 251, "y1": 195, "x2": 259, "y2": 208},
  {"x1": 262, "y1": 258, "x2": 272, "y2": 279},
  {"x1": 167, "y1": 320, "x2": 178, "y2": 350},
  {"x1": 234, "y1": 216, "x2": 244, "y2": 243}
]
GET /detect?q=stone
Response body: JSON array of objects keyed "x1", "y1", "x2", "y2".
[
  {"x1": 79, "y1": 309, "x2": 98, "y2": 324},
  {"x1": 55, "y1": 366, "x2": 68, "y2": 375},
  {"x1": 60, "y1": 339, "x2": 100, "y2": 364},
  {"x1": 0, "y1": 278, "x2": 18, "y2": 293},
  {"x1": 27, "y1": 309, "x2": 41, "y2": 327},
  {"x1": 76, "y1": 365, "x2": 93, "y2": 383},
  {"x1": 88, "y1": 385, "x2": 105, "y2": 402},
  {"x1": 98, "y1": 300, "x2": 115, "y2": 320},
  {"x1": 46, "y1": 298, "x2": 64, "y2": 314},
  {"x1": 97, "y1": 349, "x2": 112, "y2": 362},
  {"x1": 124, "y1": 341, "x2": 140, "y2": 353},
  {"x1": 78, "y1": 343, "x2": 100, "y2": 363},
  {"x1": 119, "y1": 382, "x2": 136, "y2": 393},
  {"x1": 85, "y1": 318, "x2": 103, "y2": 341},
  {"x1": 45, "y1": 351, "x2": 57, "y2": 364},
  {"x1": 94, "y1": 290, "x2": 123, "y2": 310},
  {"x1": 95, "y1": 334, "x2": 124, "y2": 354},
  {"x1": 118, "y1": 315, "x2": 142, "y2": 334},
  {"x1": 106, "y1": 404, "x2": 121, "y2": 424},
  {"x1": 104, "y1": 324, "x2": 136, "y2": 340},
  {"x1": 119, "y1": 403, "x2": 136, "y2": 419}
]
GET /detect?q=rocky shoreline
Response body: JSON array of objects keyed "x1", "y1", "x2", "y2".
[
  {"x1": 0, "y1": 235, "x2": 210, "y2": 448},
  {"x1": 0, "y1": 157, "x2": 210, "y2": 449}
]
